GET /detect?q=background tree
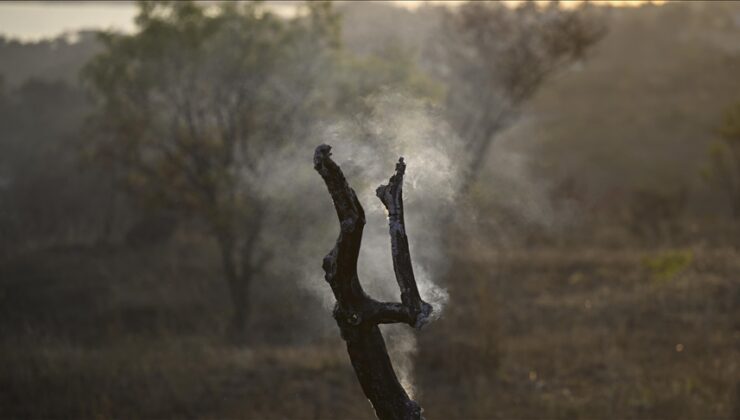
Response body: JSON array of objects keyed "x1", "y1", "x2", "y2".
[
  {"x1": 704, "y1": 101, "x2": 740, "y2": 218},
  {"x1": 435, "y1": 1, "x2": 606, "y2": 192},
  {"x1": 82, "y1": 1, "x2": 437, "y2": 337},
  {"x1": 1, "y1": 2, "x2": 740, "y2": 419},
  {"x1": 0, "y1": 78, "x2": 106, "y2": 254},
  {"x1": 82, "y1": 1, "x2": 341, "y2": 336}
]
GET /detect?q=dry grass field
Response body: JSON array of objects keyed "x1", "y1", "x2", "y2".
[
  {"x1": 0, "y1": 235, "x2": 738, "y2": 419},
  {"x1": 1, "y1": 2, "x2": 739, "y2": 419},
  {"x1": 420, "y1": 244, "x2": 739, "y2": 419}
]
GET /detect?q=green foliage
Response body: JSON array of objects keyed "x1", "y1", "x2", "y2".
[
  {"x1": 641, "y1": 249, "x2": 693, "y2": 283},
  {"x1": 82, "y1": 0, "x2": 437, "y2": 232},
  {"x1": 81, "y1": 0, "x2": 441, "y2": 330},
  {"x1": 82, "y1": 1, "x2": 340, "y2": 231}
]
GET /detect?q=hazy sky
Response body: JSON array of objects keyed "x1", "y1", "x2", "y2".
[
  {"x1": 0, "y1": 2, "x2": 138, "y2": 41},
  {"x1": 0, "y1": 1, "x2": 663, "y2": 42}
]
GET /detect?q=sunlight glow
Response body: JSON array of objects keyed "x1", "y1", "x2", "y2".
[
  {"x1": 392, "y1": 0, "x2": 667, "y2": 10},
  {"x1": 0, "y1": 0, "x2": 668, "y2": 42}
]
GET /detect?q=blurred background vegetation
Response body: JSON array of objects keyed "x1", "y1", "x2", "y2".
[{"x1": 0, "y1": 1, "x2": 738, "y2": 419}]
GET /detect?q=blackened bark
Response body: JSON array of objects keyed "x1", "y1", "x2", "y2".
[
  {"x1": 314, "y1": 145, "x2": 433, "y2": 420},
  {"x1": 376, "y1": 158, "x2": 432, "y2": 329}
]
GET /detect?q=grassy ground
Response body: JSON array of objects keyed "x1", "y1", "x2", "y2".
[
  {"x1": 0, "y1": 239, "x2": 737, "y2": 419},
  {"x1": 419, "y1": 245, "x2": 739, "y2": 419}
]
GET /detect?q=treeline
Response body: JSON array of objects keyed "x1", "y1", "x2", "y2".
[{"x1": 0, "y1": 1, "x2": 739, "y2": 332}]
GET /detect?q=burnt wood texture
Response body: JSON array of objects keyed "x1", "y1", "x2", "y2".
[{"x1": 313, "y1": 145, "x2": 433, "y2": 420}]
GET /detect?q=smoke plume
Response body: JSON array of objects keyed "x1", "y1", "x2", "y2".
[{"x1": 263, "y1": 91, "x2": 464, "y2": 397}]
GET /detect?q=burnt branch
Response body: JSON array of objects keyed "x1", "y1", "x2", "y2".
[
  {"x1": 376, "y1": 158, "x2": 433, "y2": 329},
  {"x1": 314, "y1": 145, "x2": 434, "y2": 420},
  {"x1": 313, "y1": 144, "x2": 366, "y2": 307}
]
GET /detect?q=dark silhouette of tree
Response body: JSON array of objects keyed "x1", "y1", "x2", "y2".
[{"x1": 314, "y1": 145, "x2": 433, "y2": 420}]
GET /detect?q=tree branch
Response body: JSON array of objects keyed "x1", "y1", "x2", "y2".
[
  {"x1": 314, "y1": 144, "x2": 429, "y2": 420},
  {"x1": 376, "y1": 158, "x2": 433, "y2": 329},
  {"x1": 313, "y1": 144, "x2": 366, "y2": 307}
]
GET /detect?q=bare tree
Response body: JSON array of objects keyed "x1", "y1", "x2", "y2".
[
  {"x1": 314, "y1": 145, "x2": 433, "y2": 420},
  {"x1": 437, "y1": 1, "x2": 606, "y2": 192}
]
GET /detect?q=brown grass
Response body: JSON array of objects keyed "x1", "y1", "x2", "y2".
[
  {"x1": 0, "y1": 239, "x2": 737, "y2": 419},
  {"x1": 418, "y1": 245, "x2": 739, "y2": 419}
]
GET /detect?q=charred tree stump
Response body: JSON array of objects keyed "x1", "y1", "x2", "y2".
[{"x1": 314, "y1": 145, "x2": 433, "y2": 420}]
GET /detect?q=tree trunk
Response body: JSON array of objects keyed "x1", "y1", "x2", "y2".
[
  {"x1": 228, "y1": 272, "x2": 250, "y2": 335},
  {"x1": 459, "y1": 114, "x2": 508, "y2": 196},
  {"x1": 314, "y1": 145, "x2": 434, "y2": 420},
  {"x1": 218, "y1": 234, "x2": 251, "y2": 336}
]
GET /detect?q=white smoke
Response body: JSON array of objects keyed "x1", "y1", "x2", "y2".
[
  {"x1": 260, "y1": 89, "x2": 570, "y2": 399},
  {"x1": 321, "y1": 93, "x2": 461, "y2": 310},
  {"x1": 265, "y1": 91, "x2": 463, "y2": 398}
]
